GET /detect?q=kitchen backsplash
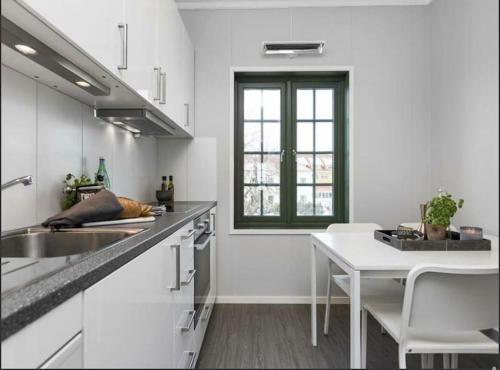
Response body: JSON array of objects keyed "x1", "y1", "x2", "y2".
[{"x1": 1, "y1": 65, "x2": 159, "y2": 231}]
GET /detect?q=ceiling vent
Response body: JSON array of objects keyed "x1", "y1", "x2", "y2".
[{"x1": 262, "y1": 41, "x2": 325, "y2": 56}]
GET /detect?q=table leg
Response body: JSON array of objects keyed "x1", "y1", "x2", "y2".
[
  {"x1": 350, "y1": 270, "x2": 361, "y2": 368},
  {"x1": 311, "y1": 242, "x2": 317, "y2": 346}
]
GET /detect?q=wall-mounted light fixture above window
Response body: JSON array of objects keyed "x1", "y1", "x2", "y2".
[{"x1": 262, "y1": 41, "x2": 325, "y2": 57}]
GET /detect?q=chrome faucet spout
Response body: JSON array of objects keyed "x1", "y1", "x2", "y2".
[{"x1": 1, "y1": 175, "x2": 33, "y2": 191}]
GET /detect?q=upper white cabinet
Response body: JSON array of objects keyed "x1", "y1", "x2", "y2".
[
  {"x1": 21, "y1": 0, "x2": 196, "y2": 137},
  {"x1": 182, "y1": 27, "x2": 195, "y2": 136},
  {"x1": 22, "y1": 0, "x2": 124, "y2": 74}
]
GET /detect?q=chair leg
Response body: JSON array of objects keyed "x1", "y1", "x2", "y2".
[
  {"x1": 421, "y1": 354, "x2": 428, "y2": 369},
  {"x1": 398, "y1": 347, "x2": 407, "y2": 369},
  {"x1": 443, "y1": 354, "x2": 450, "y2": 369},
  {"x1": 427, "y1": 354, "x2": 434, "y2": 368},
  {"x1": 361, "y1": 309, "x2": 368, "y2": 368},
  {"x1": 323, "y1": 261, "x2": 332, "y2": 335},
  {"x1": 450, "y1": 354, "x2": 458, "y2": 369}
]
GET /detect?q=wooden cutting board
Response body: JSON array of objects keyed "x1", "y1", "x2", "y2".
[{"x1": 82, "y1": 216, "x2": 156, "y2": 227}]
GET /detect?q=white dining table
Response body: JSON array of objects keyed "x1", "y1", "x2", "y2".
[{"x1": 310, "y1": 232, "x2": 499, "y2": 369}]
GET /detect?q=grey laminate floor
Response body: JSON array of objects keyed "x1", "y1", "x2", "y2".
[{"x1": 196, "y1": 304, "x2": 499, "y2": 369}]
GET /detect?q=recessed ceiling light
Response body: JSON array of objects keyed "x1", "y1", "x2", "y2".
[
  {"x1": 76, "y1": 80, "x2": 91, "y2": 87},
  {"x1": 113, "y1": 121, "x2": 125, "y2": 126},
  {"x1": 14, "y1": 44, "x2": 37, "y2": 55}
]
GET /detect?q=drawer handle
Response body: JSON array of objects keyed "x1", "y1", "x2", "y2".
[
  {"x1": 181, "y1": 229, "x2": 195, "y2": 240},
  {"x1": 169, "y1": 244, "x2": 181, "y2": 291},
  {"x1": 181, "y1": 269, "x2": 196, "y2": 286},
  {"x1": 202, "y1": 304, "x2": 212, "y2": 321},
  {"x1": 186, "y1": 351, "x2": 197, "y2": 369},
  {"x1": 179, "y1": 310, "x2": 196, "y2": 332}
]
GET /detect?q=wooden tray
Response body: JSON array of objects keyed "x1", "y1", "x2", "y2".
[{"x1": 374, "y1": 230, "x2": 491, "y2": 251}]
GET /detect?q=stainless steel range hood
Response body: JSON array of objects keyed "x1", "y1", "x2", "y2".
[{"x1": 95, "y1": 109, "x2": 175, "y2": 137}]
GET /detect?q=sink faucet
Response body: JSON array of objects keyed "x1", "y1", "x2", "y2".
[{"x1": 1, "y1": 175, "x2": 33, "y2": 191}]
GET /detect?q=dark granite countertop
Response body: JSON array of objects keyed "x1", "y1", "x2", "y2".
[{"x1": 1, "y1": 201, "x2": 216, "y2": 341}]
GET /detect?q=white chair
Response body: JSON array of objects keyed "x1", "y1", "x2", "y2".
[
  {"x1": 361, "y1": 264, "x2": 499, "y2": 369},
  {"x1": 323, "y1": 223, "x2": 405, "y2": 335}
]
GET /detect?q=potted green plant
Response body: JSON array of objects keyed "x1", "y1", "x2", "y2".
[{"x1": 424, "y1": 192, "x2": 464, "y2": 240}]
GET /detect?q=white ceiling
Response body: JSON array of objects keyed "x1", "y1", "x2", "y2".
[{"x1": 175, "y1": 0, "x2": 433, "y2": 10}]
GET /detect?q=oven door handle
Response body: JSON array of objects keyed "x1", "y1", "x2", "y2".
[{"x1": 194, "y1": 235, "x2": 211, "y2": 251}]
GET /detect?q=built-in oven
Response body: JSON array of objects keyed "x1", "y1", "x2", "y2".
[{"x1": 193, "y1": 211, "x2": 211, "y2": 329}]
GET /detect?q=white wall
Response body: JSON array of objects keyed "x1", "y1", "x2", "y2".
[
  {"x1": 180, "y1": 5, "x2": 432, "y2": 300},
  {"x1": 429, "y1": 0, "x2": 499, "y2": 235},
  {"x1": 1, "y1": 66, "x2": 159, "y2": 231}
]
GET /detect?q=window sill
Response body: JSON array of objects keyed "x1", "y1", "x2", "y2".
[{"x1": 230, "y1": 228, "x2": 325, "y2": 235}]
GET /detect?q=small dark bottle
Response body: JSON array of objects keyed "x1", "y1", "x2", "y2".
[
  {"x1": 167, "y1": 175, "x2": 174, "y2": 207},
  {"x1": 161, "y1": 176, "x2": 167, "y2": 192}
]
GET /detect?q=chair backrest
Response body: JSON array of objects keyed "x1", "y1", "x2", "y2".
[
  {"x1": 326, "y1": 223, "x2": 382, "y2": 233},
  {"x1": 400, "y1": 264, "x2": 499, "y2": 340}
]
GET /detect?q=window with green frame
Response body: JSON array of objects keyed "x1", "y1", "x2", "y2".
[{"x1": 234, "y1": 73, "x2": 349, "y2": 229}]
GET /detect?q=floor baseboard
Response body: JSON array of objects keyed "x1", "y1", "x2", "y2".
[{"x1": 215, "y1": 296, "x2": 350, "y2": 304}]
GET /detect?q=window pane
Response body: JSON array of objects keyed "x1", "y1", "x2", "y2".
[
  {"x1": 297, "y1": 186, "x2": 314, "y2": 216},
  {"x1": 262, "y1": 90, "x2": 280, "y2": 120},
  {"x1": 297, "y1": 89, "x2": 313, "y2": 120},
  {"x1": 244, "y1": 155, "x2": 260, "y2": 184},
  {"x1": 244, "y1": 186, "x2": 261, "y2": 216},
  {"x1": 296, "y1": 154, "x2": 313, "y2": 184},
  {"x1": 244, "y1": 121, "x2": 261, "y2": 151},
  {"x1": 263, "y1": 186, "x2": 280, "y2": 216},
  {"x1": 315, "y1": 154, "x2": 333, "y2": 184},
  {"x1": 263, "y1": 121, "x2": 280, "y2": 152},
  {"x1": 297, "y1": 122, "x2": 313, "y2": 152},
  {"x1": 315, "y1": 186, "x2": 333, "y2": 216},
  {"x1": 315, "y1": 89, "x2": 333, "y2": 120},
  {"x1": 262, "y1": 154, "x2": 280, "y2": 184},
  {"x1": 315, "y1": 121, "x2": 333, "y2": 152},
  {"x1": 244, "y1": 89, "x2": 261, "y2": 120}
]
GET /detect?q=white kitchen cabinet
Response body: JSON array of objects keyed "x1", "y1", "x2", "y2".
[
  {"x1": 157, "y1": 0, "x2": 183, "y2": 124},
  {"x1": 181, "y1": 26, "x2": 196, "y2": 136},
  {"x1": 83, "y1": 239, "x2": 175, "y2": 368},
  {"x1": 20, "y1": 0, "x2": 196, "y2": 137},
  {"x1": 119, "y1": 0, "x2": 159, "y2": 101},
  {"x1": 1, "y1": 293, "x2": 82, "y2": 369},
  {"x1": 83, "y1": 221, "x2": 194, "y2": 368},
  {"x1": 22, "y1": 0, "x2": 124, "y2": 74},
  {"x1": 40, "y1": 333, "x2": 83, "y2": 369}
]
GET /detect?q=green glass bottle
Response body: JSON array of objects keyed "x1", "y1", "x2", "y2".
[{"x1": 96, "y1": 157, "x2": 111, "y2": 190}]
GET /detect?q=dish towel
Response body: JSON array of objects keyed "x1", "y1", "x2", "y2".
[{"x1": 42, "y1": 190, "x2": 123, "y2": 229}]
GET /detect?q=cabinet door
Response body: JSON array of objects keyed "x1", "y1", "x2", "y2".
[
  {"x1": 83, "y1": 240, "x2": 174, "y2": 368},
  {"x1": 40, "y1": 333, "x2": 83, "y2": 369},
  {"x1": 23, "y1": 0, "x2": 124, "y2": 74},
  {"x1": 120, "y1": 0, "x2": 159, "y2": 102},
  {"x1": 157, "y1": 0, "x2": 184, "y2": 126},
  {"x1": 182, "y1": 26, "x2": 195, "y2": 136}
]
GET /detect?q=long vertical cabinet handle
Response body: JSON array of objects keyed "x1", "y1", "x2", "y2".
[
  {"x1": 117, "y1": 23, "x2": 128, "y2": 70},
  {"x1": 153, "y1": 67, "x2": 162, "y2": 101},
  {"x1": 160, "y1": 72, "x2": 166, "y2": 105},
  {"x1": 170, "y1": 244, "x2": 180, "y2": 291},
  {"x1": 211, "y1": 213, "x2": 216, "y2": 236},
  {"x1": 184, "y1": 103, "x2": 189, "y2": 127}
]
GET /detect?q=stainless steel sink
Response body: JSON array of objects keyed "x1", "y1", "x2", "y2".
[{"x1": 1, "y1": 228, "x2": 144, "y2": 258}]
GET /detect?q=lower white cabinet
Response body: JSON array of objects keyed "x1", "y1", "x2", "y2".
[
  {"x1": 1, "y1": 293, "x2": 82, "y2": 369},
  {"x1": 83, "y1": 221, "x2": 194, "y2": 368},
  {"x1": 40, "y1": 333, "x2": 83, "y2": 369}
]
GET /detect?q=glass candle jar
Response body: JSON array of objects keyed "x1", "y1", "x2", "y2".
[{"x1": 460, "y1": 226, "x2": 483, "y2": 240}]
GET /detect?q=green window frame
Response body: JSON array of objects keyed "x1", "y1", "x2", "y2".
[{"x1": 234, "y1": 73, "x2": 349, "y2": 229}]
